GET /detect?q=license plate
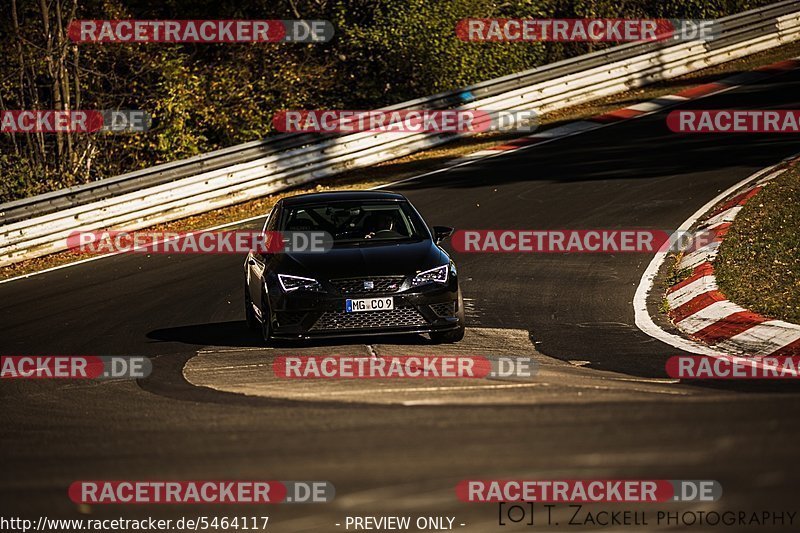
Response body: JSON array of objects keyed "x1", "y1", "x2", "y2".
[{"x1": 346, "y1": 297, "x2": 394, "y2": 313}]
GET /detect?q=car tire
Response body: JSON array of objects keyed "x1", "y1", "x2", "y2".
[
  {"x1": 430, "y1": 289, "x2": 465, "y2": 344},
  {"x1": 245, "y1": 283, "x2": 259, "y2": 330}
]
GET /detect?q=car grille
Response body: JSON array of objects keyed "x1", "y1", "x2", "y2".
[
  {"x1": 310, "y1": 307, "x2": 428, "y2": 331},
  {"x1": 430, "y1": 302, "x2": 455, "y2": 317},
  {"x1": 330, "y1": 276, "x2": 405, "y2": 295},
  {"x1": 276, "y1": 311, "x2": 307, "y2": 327}
]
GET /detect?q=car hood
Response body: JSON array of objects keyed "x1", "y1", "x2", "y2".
[{"x1": 277, "y1": 239, "x2": 448, "y2": 280}]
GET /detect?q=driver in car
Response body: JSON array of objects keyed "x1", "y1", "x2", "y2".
[{"x1": 364, "y1": 212, "x2": 402, "y2": 239}]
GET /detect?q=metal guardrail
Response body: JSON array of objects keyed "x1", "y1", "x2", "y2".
[{"x1": 1, "y1": 0, "x2": 799, "y2": 267}]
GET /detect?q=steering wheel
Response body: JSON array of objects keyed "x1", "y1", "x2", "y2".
[{"x1": 366, "y1": 229, "x2": 400, "y2": 239}]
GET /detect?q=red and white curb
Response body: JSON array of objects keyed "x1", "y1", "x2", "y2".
[
  {"x1": 455, "y1": 57, "x2": 800, "y2": 161},
  {"x1": 665, "y1": 158, "x2": 800, "y2": 357}
]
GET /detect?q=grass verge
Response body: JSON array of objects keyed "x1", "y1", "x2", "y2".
[
  {"x1": 715, "y1": 162, "x2": 800, "y2": 324},
  {"x1": 660, "y1": 257, "x2": 692, "y2": 315}
]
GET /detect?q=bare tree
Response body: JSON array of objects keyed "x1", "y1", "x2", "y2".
[{"x1": 6, "y1": 0, "x2": 86, "y2": 190}]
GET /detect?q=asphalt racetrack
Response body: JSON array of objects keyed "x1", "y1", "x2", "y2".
[{"x1": 2, "y1": 69, "x2": 800, "y2": 531}]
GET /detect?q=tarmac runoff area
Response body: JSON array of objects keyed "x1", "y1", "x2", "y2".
[{"x1": 183, "y1": 327, "x2": 714, "y2": 405}]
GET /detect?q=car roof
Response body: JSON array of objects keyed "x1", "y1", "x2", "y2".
[{"x1": 281, "y1": 190, "x2": 406, "y2": 207}]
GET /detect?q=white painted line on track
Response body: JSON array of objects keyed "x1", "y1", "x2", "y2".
[
  {"x1": 716, "y1": 323, "x2": 800, "y2": 356},
  {"x1": 281, "y1": 382, "x2": 544, "y2": 397},
  {"x1": 702, "y1": 206, "x2": 743, "y2": 228},
  {"x1": 678, "y1": 241, "x2": 721, "y2": 270},
  {"x1": 667, "y1": 276, "x2": 718, "y2": 308},
  {"x1": 676, "y1": 300, "x2": 747, "y2": 334},
  {"x1": 191, "y1": 363, "x2": 272, "y2": 371}
]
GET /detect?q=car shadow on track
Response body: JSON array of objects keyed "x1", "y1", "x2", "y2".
[{"x1": 146, "y1": 320, "x2": 434, "y2": 349}]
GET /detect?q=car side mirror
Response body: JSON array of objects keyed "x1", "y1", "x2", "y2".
[{"x1": 433, "y1": 226, "x2": 454, "y2": 244}]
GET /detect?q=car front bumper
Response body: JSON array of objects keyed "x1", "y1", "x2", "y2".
[{"x1": 265, "y1": 279, "x2": 461, "y2": 340}]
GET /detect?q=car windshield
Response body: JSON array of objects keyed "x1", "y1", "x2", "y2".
[{"x1": 281, "y1": 201, "x2": 428, "y2": 244}]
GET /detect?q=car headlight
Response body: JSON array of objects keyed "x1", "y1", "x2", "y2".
[
  {"x1": 278, "y1": 274, "x2": 321, "y2": 293},
  {"x1": 411, "y1": 264, "x2": 449, "y2": 286}
]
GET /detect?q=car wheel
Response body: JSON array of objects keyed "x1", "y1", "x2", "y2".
[
  {"x1": 245, "y1": 283, "x2": 259, "y2": 330},
  {"x1": 430, "y1": 289, "x2": 465, "y2": 344}
]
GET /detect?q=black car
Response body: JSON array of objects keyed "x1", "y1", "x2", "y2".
[{"x1": 244, "y1": 191, "x2": 465, "y2": 343}]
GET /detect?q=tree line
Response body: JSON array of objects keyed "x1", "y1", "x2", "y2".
[{"x1": 0, "y1": 0, "x2": 771, "y2": 202}]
